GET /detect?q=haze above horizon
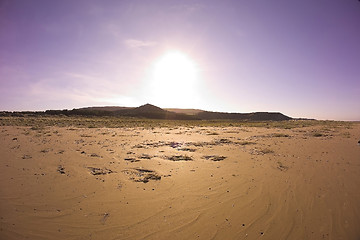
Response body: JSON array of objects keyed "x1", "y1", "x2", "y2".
[{"x1": 1, "y1": 0, "x2": 359, "y2": 121}]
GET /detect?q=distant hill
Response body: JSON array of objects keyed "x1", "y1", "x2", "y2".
[
  {"x1": 80, "y1": 106, "x2": 131, "y2": 112},
  {"x1": 196, "y1": 111, "x2": 292, "y2": 121},
  {"x1": 42, "y1": 104, "x2": 292, "y2": 121},
  {"x1": 43, "y1": 104, "x2": 196, "y2": 120},
  {"x1": 165, "y1": 108, "x2": 204, "y2": 115},
  {"x1": 116, "y1": 104, "x2": 196, "y2": 120}
]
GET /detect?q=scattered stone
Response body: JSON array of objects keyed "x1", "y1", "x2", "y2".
[
  {"x1": 167, "y1": 155, "x2": 193, "y2": 161},
  {"x1": 75, "y1": 139, "x2": 85, "y2": 144},
  {"x1": 90, "y1": 153, "x2": 102, "y2": 158},
  {"x1": 178, "y1": 148, "x2": 196, "y2": 152},
  {"x1": 137, "y1": 174, "x2": 161, "y2": 183},
  {"x1": 131, "y1": 140, "x2": 236, "y2": 150},
  {"x1": 277, "y1": 161, "x2": 289, "y2": 171},
  {"x1": 313, "y1": 132, "x2": 325, "y2": 137},
  {"x1": 192, "y1": 142, "x2": 206, "y2": 147},
  {"x1": 87, "y1": 167, "x2": 113, "y2": 175},
  {"x1": 215, "y1": 138, "x2": 232, "y2": 144},
  {"x1": 271, "y1": 133, "x2": 290, "y2": 138},
  {"x1": 133, "y1": 144, "x2": 145, "y2": 149},
  {"x1": 135, "y1": 168, "x2": 155, "y2": 173},
  {"x1": 207, "y1": 131, "x2": 219, "y2": 135},
  {"x1": 80, "y1": 134, "x2": 92, "y2": 138},
  {"x1": 237, "y1": 141, "x2": 256, "y2": 146},
  {"x1": 124, "y1": 158, "x2": 139, "y2": 163},
  {"x1": 250, "y1": 148, "x2": 274, "y2": 155},
  {"x1": 40, "y1": 148, "x2": 52, "y2": 153},
  {"x1": 203, "y1": 155, "x2": 227, "y2": 161},
  {"x1": 34, "y1": 173, "x2": 46, "y2": 176},
  {"x1": 139, "y1": 154, "x2": 152, "y2": 159},
  {"x1": 101, "y1": 213, "x2": 109, "y2": 225},
  {"x1": 122, "y1": 168, "x2": 161, "y2": 183},
  {"x1": 170, "y1": 142, "x2": 182, "y2": 148},
  {"x1": 57, "y1": 165, "x2": 66, "y2": 174},
  {"x1": 132, "y1": 141, "x2": 167, "y2": 149},
  {"x1": 259, "y1": 148, "x2": 274, "y2": 154},
  {"x1": 22, "y1": 155, "x2": 32, "y2": 159}
]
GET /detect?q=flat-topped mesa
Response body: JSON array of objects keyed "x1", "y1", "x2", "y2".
[
  {"x1": 195, "y1": 110, "x2": 292, "y2": 121},
  {"x1": 247, "y1": 112, "x2": 292, "y2": 121}
]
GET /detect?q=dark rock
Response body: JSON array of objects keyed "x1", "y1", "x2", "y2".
[
  {"x1": 178, "y1": 148, "x2": 196, "y2": 152},
  {"x1": 87, "y1": 167, "x2": 113, "y2": 175},
  {"x1": 123, "y1": 168, "x2": 161, "y2": 183},
  {"x1": 57, "y1": 165, "x2": 65, "y2": 174},
  {"x1": 203, "y1": 155, "x2": 227, "y2": 161},
  {"x1": 124, "y1": 158, "x2": 139, "y2": 163},
  {"x1": 167, "y1": 155, "x2": 193, "y2": 161},
  {"x1": 90, "y1": 153, "x2": 101, "y2": 158},
  {"x1": 139, "y1": 154, "x2": 152, "y2": 159}
]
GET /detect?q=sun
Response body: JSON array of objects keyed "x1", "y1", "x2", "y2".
[
  {"x1": 154, "y1": 51, "x2": 196, "y2": 84},
  {"x1": 150, "y1": 51, "x2": 199, "y2": 107}
]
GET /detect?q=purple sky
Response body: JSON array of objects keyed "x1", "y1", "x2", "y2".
[{"x1": 1, "y1": 0, "x2": 359, "y2": 120}]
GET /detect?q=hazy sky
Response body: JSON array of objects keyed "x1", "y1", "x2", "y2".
[{"x1": 1, "y1": 0, "x2": 359, "y2": 120}]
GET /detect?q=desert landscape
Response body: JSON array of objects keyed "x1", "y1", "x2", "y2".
[
  {"x1": 1, "y1": 1, "x2": 360, "y2": 239},
  {"x1": 1, "y1": 115, "x2": 359, "y2": 240}
]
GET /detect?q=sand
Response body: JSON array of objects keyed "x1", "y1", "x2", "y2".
[{"x1": 0, "y1": 122, "x2": 360, "y2": 239}]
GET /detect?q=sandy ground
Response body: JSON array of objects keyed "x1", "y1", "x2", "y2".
[{"x1": 0, "y1": 123, "x2": 359, "y2": 240}]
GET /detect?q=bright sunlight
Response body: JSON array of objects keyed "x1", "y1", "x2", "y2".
[{"x1": 150, "y1": 51, "x2": 200, "y2": 107}]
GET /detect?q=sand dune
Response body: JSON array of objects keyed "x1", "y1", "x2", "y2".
[{"x1": 1, "y1": 122, "x2": 359, "y2": 239}]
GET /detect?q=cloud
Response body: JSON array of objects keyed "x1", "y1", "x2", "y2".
[
  {"x1": 64, "y1": 72, "x2": 101, "y2": 82},
  {"x1": 124, "y1": 39, "x2": 157, "y2": 49}
]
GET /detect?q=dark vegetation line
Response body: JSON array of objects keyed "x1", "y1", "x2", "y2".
[
  {"x1": 1, "y1": 104, "x2": 352, "y2": 129},
  {"x1": 0, "y1": 103, "x2": 294, "y2": 121}
]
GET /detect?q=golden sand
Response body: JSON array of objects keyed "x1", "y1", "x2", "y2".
[{"x1": 1, "y1": 123, "x2": 359, "y2": 239}]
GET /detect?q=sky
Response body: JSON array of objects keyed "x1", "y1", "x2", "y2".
[{"x1": 1, "y1": 0, "x2": 359, "y2": 120}]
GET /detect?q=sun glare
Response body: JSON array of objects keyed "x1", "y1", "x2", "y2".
[{"x1": 150, "y1": 51, "x2": 199, "y2": 107}]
